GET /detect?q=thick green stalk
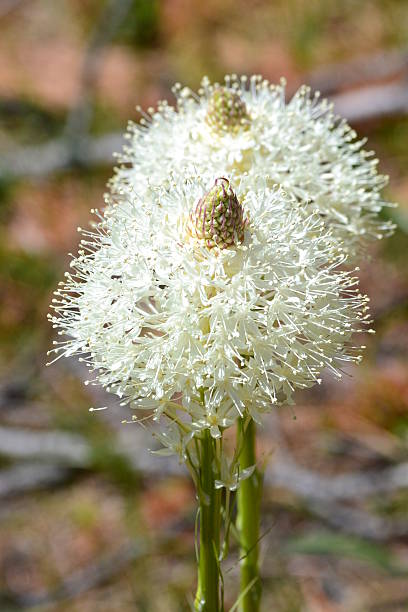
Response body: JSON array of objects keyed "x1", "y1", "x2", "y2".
[
  {"x1": 194, "y1": 430, "x2": 221, "y2": 611},
  {"x1": 237, "y1": 417, "x2": 262, "y2": 612}
]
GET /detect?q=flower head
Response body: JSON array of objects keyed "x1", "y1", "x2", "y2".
[
  {"x1": 48, "y1": 177, "x2": 369, "y2": 436},
  {"x1": 114, "y1": 75, "x2": 394, "y2": 256}
]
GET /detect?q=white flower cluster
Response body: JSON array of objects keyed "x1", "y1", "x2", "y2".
[
  {"x1": 113, "y1": 74, "x2": 393, "y2": 258},
  {"x1": 49, "y1": 178, "x2": 369, "y2": 449},
  {"x1": 49, "y1": 74, "x2": 389, "y2": 464}
]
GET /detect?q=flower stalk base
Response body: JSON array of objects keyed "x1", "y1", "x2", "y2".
[
  {"x1": 194, "y1": 430, "x2": 221, "y2": 611},
  {"x1": 237, "y1": 417, "x2": 262, "y2": 612}
]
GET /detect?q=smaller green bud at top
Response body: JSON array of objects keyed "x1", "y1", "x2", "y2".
[
  {"x1": 205, "y1": 87, "x2": 250, "y2": 135},
  {"x1": 187, "y1": 178, "x2": 248, "y2": 249}
]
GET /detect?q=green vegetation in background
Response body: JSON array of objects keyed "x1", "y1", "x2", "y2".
[
  {"x1": 90, "y1": 442, "x2": 140, "y2": 493},
  {"x1": 49, "y1": 384, "x2": 140, "y2": 493},
  {"x1": 0, "y1": 177, "x2": 16, "y2": 224},
  {"x1": 119, "y1": 0, "x2": 160, "y2": 49},
  {"x1": 0, "y1": 99, "x2": 64, "y2": 145},
  {"x1": 379, "y1": 207, "x2": 408, "y2": 272},
  {"x1": 373, "y1": 117, "x2": 408, "y2": 168},
  {"x1": 377, "y1": 0, "x2": 408, "y2": 47},
  {"x1": 288, "y1": 3, "x2": 332, "y2": 68},
  {"x1": 0, "y1": 248, "x2": 57, "y2": 291},
  {"x1": 281, "y1": 0, "x2": 408, "y2": 68},
  {"x1": 372, "y1": 489, "x2": 408, "y2": 520},
  {"x1": 90, "y1": 101, "x2": 130, "y2": 135},
  {"x1": 0, "y1": 248, "x2": 58, "y2": 357},
  {"x1": 391, "y1": 417, "x2": 408, "y2": 442}
]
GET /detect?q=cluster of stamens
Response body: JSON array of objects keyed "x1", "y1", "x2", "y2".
[
  {"x1": 187, "y1": 178, "x2": 248, "y2": 249},
  {"x1": 205, "y1": 87, "x2": 250, "y2": 135}
]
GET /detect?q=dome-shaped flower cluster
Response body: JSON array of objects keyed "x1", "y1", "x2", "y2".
[
  {"x1": 48, "y1": 175, "x2": 370, "y2": 451},
  {"x1": 113, "y1": 74, "x2": 393, "y2": 257}
]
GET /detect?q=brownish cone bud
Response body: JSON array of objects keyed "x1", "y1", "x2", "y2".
[
  {"x1": 205, "y1": 87, "x2": 250, "y2": 135},
  {"x1": 187, "y1": 178, "x2": 248, "y2": 249}
]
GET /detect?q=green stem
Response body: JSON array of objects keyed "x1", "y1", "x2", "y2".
[
  {"x1": 237, "y1": 417, "x2": 262, "y2": 612},
  {"x1": 194, "y1": 430, "x2": 221, "y2": 611}
]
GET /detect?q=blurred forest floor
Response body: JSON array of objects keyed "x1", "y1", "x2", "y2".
[{"x1": 1, "y1": 1, "x2": 408, "y2": 610}]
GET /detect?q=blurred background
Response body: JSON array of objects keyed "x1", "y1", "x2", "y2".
[{"x1": 1, "y1": 1, "x2": 408, "y2": 610}]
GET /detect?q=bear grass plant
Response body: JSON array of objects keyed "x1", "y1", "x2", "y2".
[{"x1": 48, "y1": 75, "x2": 394, "y2": 611}]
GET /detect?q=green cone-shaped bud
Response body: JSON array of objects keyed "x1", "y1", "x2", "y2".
[
  {"x1": 205, "y1": 87, "x2": 250, "y2": 135},
  {"x1": 188, "y1": 178, "x2": 248, "y2": 249}
]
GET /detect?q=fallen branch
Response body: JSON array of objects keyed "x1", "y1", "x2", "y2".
[
  {"x1": 1, "y1": 425, "x2": 408, "y2": 503},
  {"x1": 267, "y1": 450, "x2": 408, "y2": 503},
  {"x1": 308, "y1": 47, "x2": 408, "y2": 95},
  {"x1": 0, "y1": 424, "x2": 180, "y2": 478},
  {"x1": 0, "y1": 463, "x2": 69, "y2": 498},
  {"x1": 0, "y1": 426, "x2": 90, "y2": 467},
  {"x1": 331, "y1": 81, "x2": 408, "y2": 123},
  {"x1": 0, "y1": 132, "x2": 123, "y2": 178}
]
